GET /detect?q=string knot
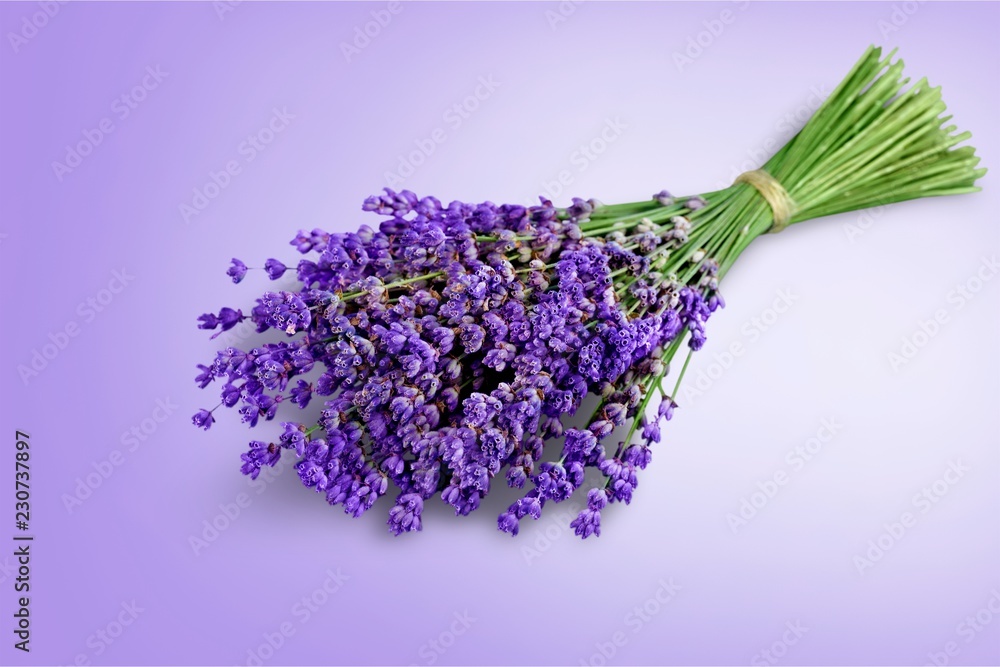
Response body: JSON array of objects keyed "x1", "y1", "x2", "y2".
[{"x1": 734, "y1": 169, "x2": 796, "y2": 233}]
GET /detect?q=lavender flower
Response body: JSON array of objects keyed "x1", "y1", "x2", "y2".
[
  {"x1": 388, "y1": 494, "x2": 424, "y2": 535},
  {"x1": 192, "y1": 409, "x2": 215, "y2": 430},
  {"x1": 264, "y1": 259, "x2": 287, "y2": 280},
  {"x1": 227, "y1": 258, "x2": 248, "y2": 284},
  {"x1": 193, "y1": 186, "x2": 727, "y2": 538},
  {"x1": 192, "y1": 46, "x2": 987, "y2": 540}
]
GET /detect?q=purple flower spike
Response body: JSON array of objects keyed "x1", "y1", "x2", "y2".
[
  {"x1": 497, "y1": 512, "x2": 520, "y2": 536},
  {"x1": 192, "y1": 409, "x2": 215, "y2": 430},
  {"x1": 264, "y1": 258, "x2": 287, "y2": 280},
  {"x1": 388, "y1": 494, "x2": 424, "y2": 535},
  {"x1": 570, "y1": 508, "x2": 601, "y2": 538},
  {"x1": 227, "y1": 258, "x2": 248, "y2": 283},
  {"x1": 240, "y1": 441, "x2": 280, "y2": 479},
  {"x1": 197, "y1": 313, "x2": 219, "y2": 330}
]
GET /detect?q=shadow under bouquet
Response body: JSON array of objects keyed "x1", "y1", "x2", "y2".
[{"x1": 193, "y1": 46, "x2": 984, "y2": 538}]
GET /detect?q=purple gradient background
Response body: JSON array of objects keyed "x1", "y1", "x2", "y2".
[{"x1": 1, "y1": 1, "x2": 999, "y2": 665}]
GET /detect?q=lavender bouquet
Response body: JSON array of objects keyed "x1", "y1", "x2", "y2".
[{"x1": 193, "y1": 47, "x2": 984, "y2": 538}]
